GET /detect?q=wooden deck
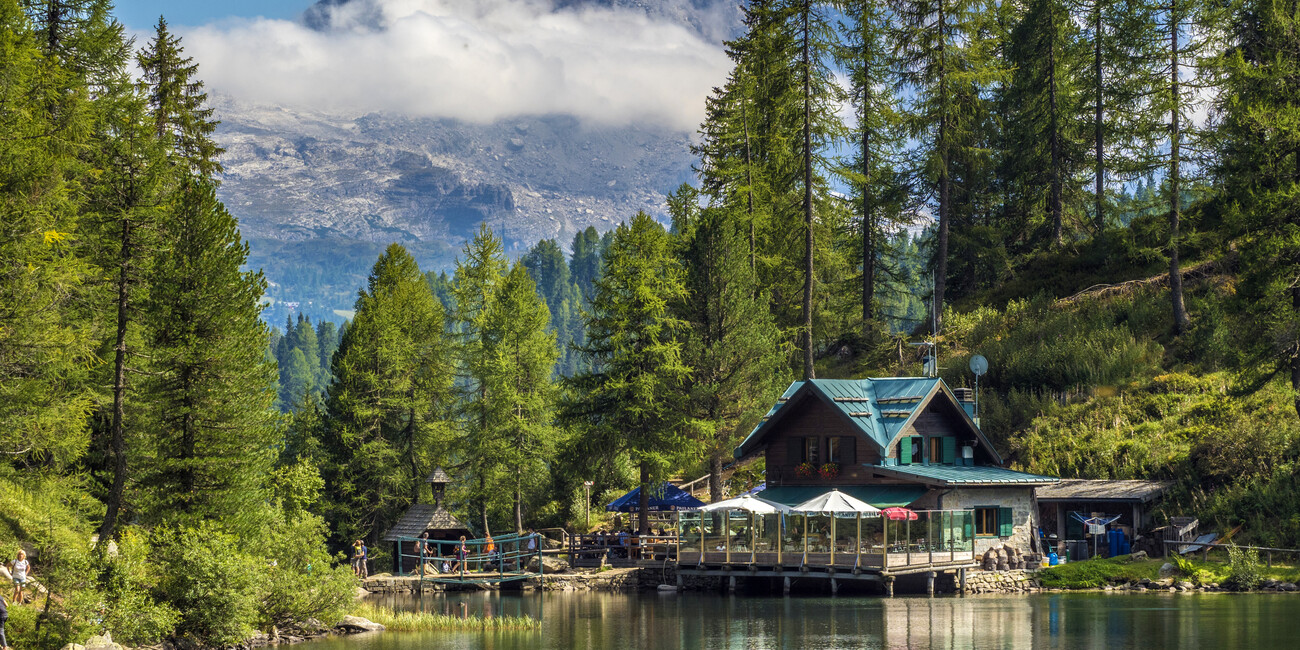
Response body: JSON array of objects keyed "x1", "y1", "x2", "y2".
[{"x1": 677, "y1": 550, "x2": 976, "y2": 575}]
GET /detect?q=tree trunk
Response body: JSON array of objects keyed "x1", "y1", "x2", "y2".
[
  {"x1": 862, "y1": 95, "x2": 875, "y2": 325},
  {"x1": 480, "y1": 474, "x2": 491, "y2": 537},
  {"x1": 99, "y1": 218, "x2": 132, "y2": 543},
  {"x1": 1169, "y1": 0, "x2": 1190, "y2": 334},
  {"x1": 515, "y1": 476, "x2": 524, "y2": 534},
  {"x1": 1094, "y1": 1, "x2": 1105, "y2": 234},
  {"x1": 708, "y1": 454, "x2": 724, "y2": 503},
  {"x1": 1292, "y1": 288, "x2": 1300, "y2": 418},
  {"x1": 181, "y1": 367, "x2": 195, "y2": 510},
  {"x1": 1049, "y1": 22, "x2": 1063, "y2": 247},
  {"x1": 934, "y1": 5, "x2": 949, "y2": 334},
  {"x1": 407, "y1": 408, "x2": 420, "y2": 502},
  {"x1": 743, "y1": 99, "x2": 756, "y2": 274},
  {"x1": 801, "y1": 0, "x2": 815, "y2": 380},
  {"x1": 638, "y1": 462, "x2": 650, "y2": 533}
]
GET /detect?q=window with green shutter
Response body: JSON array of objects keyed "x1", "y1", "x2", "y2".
[
  {"x1": 999, "y1": 507, "x2": 1014, "y2": 537},
  {"x1": 899, "y1": 438, "x2": 912, "y2": 465},
  {"x1": 942, "y1": 437, "x2": 957, "y2": 464}
]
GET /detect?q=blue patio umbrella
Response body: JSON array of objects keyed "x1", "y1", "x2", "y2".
[{"x1": 605, "y1": 483, "x2": 705, "y2": 512}]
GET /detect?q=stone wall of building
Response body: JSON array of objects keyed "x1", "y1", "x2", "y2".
[{"x1": 915, "y1": 486, "x2": 1038, "y2": 555}]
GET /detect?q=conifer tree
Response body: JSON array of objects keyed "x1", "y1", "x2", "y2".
[
  {"x1": 0, "y1": 0, "x2": 94, "y2": 467},
  {"x1": 322, "y1": 244, "x2": 454, "y2": 546},
  {"x1": 140, "y1": 179, "x2": 278, "y2": 534},
  {"x1": 837, "y1": 0, "x2": 908, "y2": 325},
  {"x1": 482, "y1": 262, "x2": 559, "y2": 531},
  {"x1": 676, "y1": 209, "x2": 789, "y2": 501},
  {"x1": 452, "y1": 224, "x2": 510, "y2": 534},
  {"x1": 1214, "y1": 0, "x2": 1300, "y2": 415},
  {"x1": 137, "y1": 17, "x2": 222, "y2": 176},
  {"x1": 565, "y1": 213, "x2": 689, "y2": 533},
  {"x1": 892, "y1": 0, "x2": 1003, "y2": 330},
  {"x1": 999, "y1": 0, "x2": 1085, "y2": 248}
]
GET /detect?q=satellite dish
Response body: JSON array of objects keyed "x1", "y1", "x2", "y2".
[{"x1": 969, "y1": 355, "x2": 988, "y2": 377}]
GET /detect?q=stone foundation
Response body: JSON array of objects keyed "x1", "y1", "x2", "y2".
[{"x1": 963, "y1": 569, "x2": 1041, "y2": 594}]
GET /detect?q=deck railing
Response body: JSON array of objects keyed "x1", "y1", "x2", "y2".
[
  {"x1": 394, "y1": 532, "x2": 543, "y2": 583},
  {"x1": 567, "y1": 533, "x2": 679, "y2": 566},
  {"x1": 676, "y1": 509, "x2": 977, "y2": 571}
]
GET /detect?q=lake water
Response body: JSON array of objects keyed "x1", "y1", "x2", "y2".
[{"x1": 317, "y1": 590, "x2": 1292, "y2": 649}]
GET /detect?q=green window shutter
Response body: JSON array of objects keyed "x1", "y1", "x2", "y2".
[
  {"x1": 999, "y1": 507, "x2": 1014, "y2": 538},
  {"x1": 787, "y1": 437, "x2": 804, "y2": 464},
  {"x1": 942, "y1": 437, "x2": 957, "y2": 464},
  {"x1": 899, "y1": 438, "x2": 912, "y2": 465}
]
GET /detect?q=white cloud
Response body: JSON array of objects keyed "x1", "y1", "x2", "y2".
[{"x1": 181, "y1": 0, "x2": 731, "y2": 131}]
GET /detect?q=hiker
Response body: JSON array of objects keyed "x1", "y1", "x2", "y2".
[
  {"x1": 10, "y1": 550, "x2": 30, "y2": 605},
  {"x1": 1, "y1": 592, "x2": 8, "y2": 650},
  {"x1": 483, "y1": 536, "x2": 495, "y2": 570},
  {"x1": 351, "y1": 540, "x2": 368, "y2": 578},
  {"x1": 526, "y1": 529, "x2": 538, "y2": 552},
  {"x1": 452, "y1": 536, "x2": 468, "y2": 572}
]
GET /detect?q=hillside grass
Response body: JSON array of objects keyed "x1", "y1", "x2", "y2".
[{"x1": 1037, "y1": 556, "x2": 1300, "y2": 589}]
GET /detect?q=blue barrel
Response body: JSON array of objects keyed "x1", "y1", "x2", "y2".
[
  {"x1": 1049, "y1": 552, "x2": 1059, "y2": 566},
  {"x1": 1108, "y1": 529, "x2": 1120, "y2": 557}
]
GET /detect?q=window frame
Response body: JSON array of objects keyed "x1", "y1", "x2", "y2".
[
  {"x1": 974, "y1": 506, "x2": 999, "y2": 537},
  {"x1": 805, "y1": 437, "x2": 820, "y2": 465}
]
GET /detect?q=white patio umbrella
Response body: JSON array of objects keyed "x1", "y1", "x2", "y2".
[
  {"x1": 697, "y1": 494, "x2": 791, "y2": 514},
  {"x1": 695, "y1": 494, "x2": 790, "y2": 563},
  {"x1": 790, "y1": 490, "x2": 882, "y2": 567}
]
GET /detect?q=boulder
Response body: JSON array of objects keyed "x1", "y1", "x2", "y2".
[
  {"x1": 1158, "y1": 562, "x2": 1177, "y2": 578},
  {"x1": 527, "y1": 555, "x2": 570, "y2": 573},
  {"x1": 1279, "y1": 582, "x2": 1297, "y2": 592},
  {"x1": 337, "y1": 616, "x2": 386, "y2": 633},
  {"x1": 982, "y1": 549, "x2": 998, "y2": 571},
  {"x1": 1176, "y1": 581, "x2": 1194, "y2": 591},
  {"x1": 59, "y1": 645, "x2": 86, "y2": 650},
  {"x1": 1129, "y1": 551, "x2": 1148, "y2": 562},
  {"x1": 83, "y1": 633, "x2": 125, "y2": 650}
]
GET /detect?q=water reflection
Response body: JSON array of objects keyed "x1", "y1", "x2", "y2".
[{"x1": 322, "y1": 591, "x2": 1289, "y2": 650}]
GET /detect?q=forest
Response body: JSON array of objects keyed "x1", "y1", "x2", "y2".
[{"x1": 3, "y1": 0, "x2": 1300, "y2": 647}]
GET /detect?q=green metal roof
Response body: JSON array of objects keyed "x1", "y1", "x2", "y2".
[
  {"x1": 759, "y1": 485, "x2": 928, "y2": 508},
  {"x1": 872, "y1": 465, "x2": 1058, "y2": 486}
]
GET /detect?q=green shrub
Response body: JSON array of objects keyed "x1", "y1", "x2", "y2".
[
  {"x1": 93, "y1": 528, "x2": 180, "y2": 645},
  {"x1": 151, "y1": 524, "x2": 263, "y2": 646},
  {"x1": 260, "y1": 511, "x2": 356, "y2": 626},
  {"x1": 1225, "y1": 545, "x2": 1263, "y2": 591}
]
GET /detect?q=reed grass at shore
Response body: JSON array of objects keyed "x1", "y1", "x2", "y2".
[{"x1": 351, "y1": 602, "x2": 541, "y2": 632}]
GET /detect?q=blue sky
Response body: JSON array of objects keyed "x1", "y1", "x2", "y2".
[{"x1": 113, "y1": 1, "x2": 310, "y2": 29}]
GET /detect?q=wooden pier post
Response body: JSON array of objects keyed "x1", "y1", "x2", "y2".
[
  {"x1": 729, "y1": 575, "x2": 736, "y2": 593},
  {"x1": 783, "y1": 576, "x2": 791, "y2": 595},
  {"x1": 959, "y1": 568, "x2": 967, "y2": 594},
  {"x1": 831, "y1": 578, "x2": 839, "y2": 595},
  {"x1": 885, "y1": 575, "x2": 895, "y2": 597},
  {"x1": 677, "y1": 573, "x2": 683, "y2": 591},
  {"x1": 926, "y1": 571, "x2": 936, "y2": 596}
]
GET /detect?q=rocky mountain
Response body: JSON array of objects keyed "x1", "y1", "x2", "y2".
[{"x1": 216, "y1": 95, "x2": 695, "y2": 249}]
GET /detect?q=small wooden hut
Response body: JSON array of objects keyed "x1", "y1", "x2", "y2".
[{"x1": 383, "y1": 467, "x2": 471, "y2": 574}]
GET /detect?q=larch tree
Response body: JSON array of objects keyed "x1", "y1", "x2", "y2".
[
  {"x1": 565, "y1": 213, "x2": 690, "y2": 533},
  {"x1": 1214, "y1": 0, "x2": 1300, "y2": 415},
  {"x1": 482, "y1": 262, "x2": 559, "y2": 532}
]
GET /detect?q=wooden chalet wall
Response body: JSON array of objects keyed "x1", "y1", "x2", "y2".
[
  {"x1": 890, "y1": 395, "x2": 997, "y2": 466},
  {"x1": 764, "y1": 395, "x2": 880, "y2": 486}
]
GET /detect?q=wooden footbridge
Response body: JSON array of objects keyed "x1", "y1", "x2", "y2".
[{"x1": 393, "y1": 532, "x2": 545, "y2": 586}]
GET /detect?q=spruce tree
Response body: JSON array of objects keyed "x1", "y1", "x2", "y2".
[
  {"x1": 137, "y1": 16, "x2": 222, "y2": 177},
  {"x1": 322, "y1": 244, "x2": 454, "y2": 546},
  {"x1": 565, "y1": 213, "x2": 689, "y2": 533},
  {"x1": 140, "y1": 179, "x2": 278, "y2": 534}
]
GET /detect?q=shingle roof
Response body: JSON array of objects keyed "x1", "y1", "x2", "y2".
[
  {"x1": 872, "y1": 464, "x2": 1058, "y2": 486},
  {"x1": 734, "y1": 376, "x2": 998, "y2": 462},
  {"x1": 1036, "y1": 479, "x2": 1171, "y2": 503},
  {"x1": 426, "y1": 467, "x2": 452, "y2": 484},
  {"x1": 383, "y1": 504, "x2": 468, "y2": 541}
]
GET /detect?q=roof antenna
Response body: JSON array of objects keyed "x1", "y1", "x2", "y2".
[{"x1": 910, "y1": 272, "x2": 940, "y2": 378}]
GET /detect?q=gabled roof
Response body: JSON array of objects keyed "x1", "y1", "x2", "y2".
[
  {"x1": 1036, "y1": 479, "x2": 1171, "y2": 503},
  {"x1": 426, "y1": 467, "x2": 452, "y2": 484},
  {"x1": 383, "y1": 504, "x2": 469, "y2": 541},
  {"x1": 733, "y1": 377, "x2": 1001, "y2": 463},
  {"x1": 872, "y1": 464, "x2": 1058, "y2": 486}
]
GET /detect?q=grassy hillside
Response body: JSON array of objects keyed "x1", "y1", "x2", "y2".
[{"x1": 823, "y1": 255, "x2": 1300, "y2": 547}]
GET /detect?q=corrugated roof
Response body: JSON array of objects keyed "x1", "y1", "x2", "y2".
[
  {"x1": 873, "y1": 465, "x2": 1058, "y2": 486},
  {"x1": 1036, "y1": 479, "x2": 1172, "y2": 503},
  {"x1": 760, "y1": 485, "x2": 927, "y2": 508},
  {"x1": 383, "y1": 504, "x2": 469, "y2": 541}
]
